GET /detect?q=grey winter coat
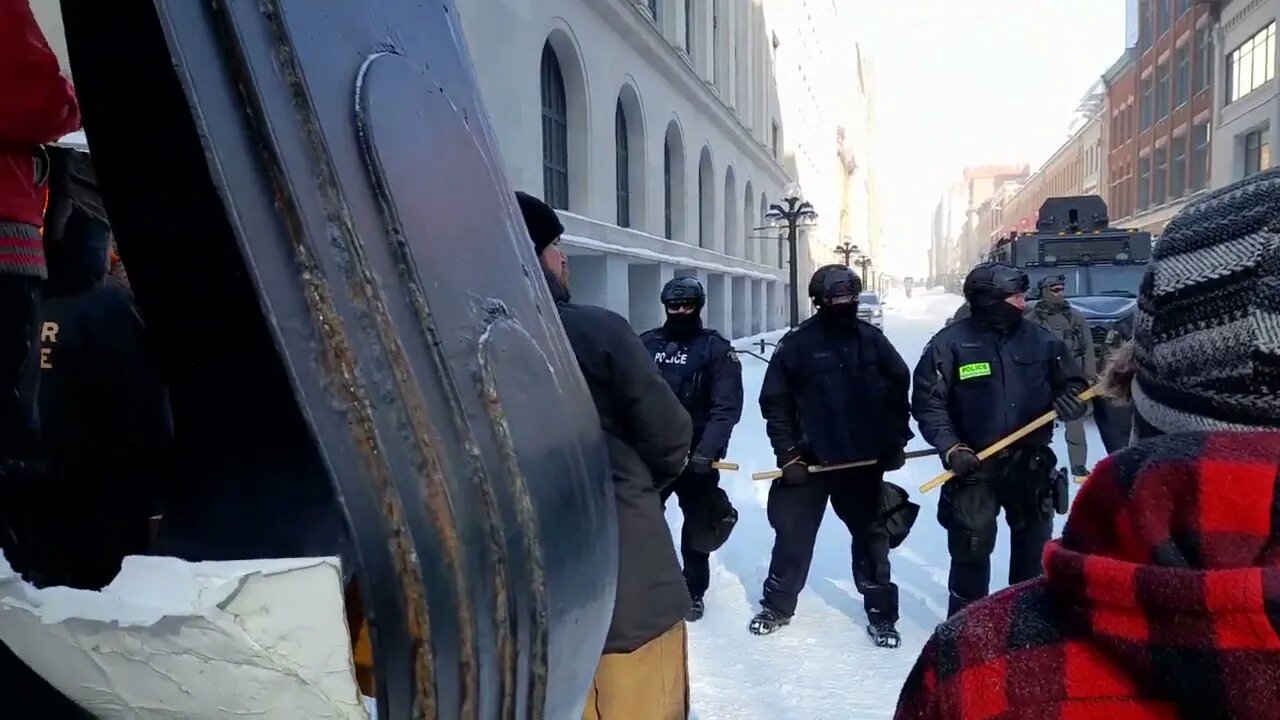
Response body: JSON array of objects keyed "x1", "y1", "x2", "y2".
[{"x1": 1026, "y1": 299, "x2": 1097, "y2": 379}]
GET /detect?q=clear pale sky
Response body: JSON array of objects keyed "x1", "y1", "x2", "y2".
[{"x1": 852, "y1": 0, "x2": 1128, "y2": 276}]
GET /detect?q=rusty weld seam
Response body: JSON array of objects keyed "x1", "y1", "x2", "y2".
[
  {"x1": 477, "y1": 305, "x2": 551, "y2": 720},
  {"x1": 213, "y1": 1, "x2": 440, "y2": 716},
  {"x1": 352, "y1": 54, "x2": 516, "y2": 718},
  {"x1": 257, "y1": 5, "x2": 482, "y2": 717}
]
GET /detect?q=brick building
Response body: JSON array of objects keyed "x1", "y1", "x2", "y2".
[
  {"x1": 1107, "y1": 0, "x2": 1216, "y2": 235},
  {"x1": 1105, "y1": 47, "x2": 1139, "y2": 221}
]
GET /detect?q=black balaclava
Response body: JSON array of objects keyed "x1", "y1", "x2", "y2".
[
  {"x1": 664, "y1": 310, "x2": 703, "y2": 336},
  {"x1": 963, "y1": 262, "x2": 1028, "y2": 335}
]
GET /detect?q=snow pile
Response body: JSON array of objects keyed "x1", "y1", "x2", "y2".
[{"x1": 0, "y1": 552, "x2": 368, "y2": 720}]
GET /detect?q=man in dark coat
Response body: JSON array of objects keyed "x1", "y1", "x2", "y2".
[
  {"x1": 516, "y1": 191, "x2": 693, "y2": 720},
  {"x1": 752, "y1": 264, "x2": 913, "y2": 648},
  {"x1": 37, "y1": 206, "x2": 173, "y2": 590},
  {"x1": 912, "y1": 262, "x2": 1088, "y2": 617},
  {"x1": 896, "y1": 171, "x2": 1280, "y2": 719},
  {"x1": 640, "y1": 276, "x2": 743, "y2": 623}
]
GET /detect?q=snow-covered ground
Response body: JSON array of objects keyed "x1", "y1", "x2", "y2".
[{"x1": 677, "y1": 289, "x2": 1103, "y2": 720}]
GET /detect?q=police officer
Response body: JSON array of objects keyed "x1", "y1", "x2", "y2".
[
  {"x1": 640, "y1": 276, "x2": 744, "y2": 622},
  {"x1": 752, "y1": 265, "x2": 912, "y2": 647},
  {"x1": 1026, "y1": 274, "x2": 1096, "y2": 479},
  {"x1": 912, "y1": 262, "x2": 1088, "y2": 618}
]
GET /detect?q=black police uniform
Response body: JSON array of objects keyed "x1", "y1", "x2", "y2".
[
  {"x1": 640, "y1": 277, "x2": 744, "y2": 612},
  {"x1": 912, "y1": 263, "x2": 1088, "y2": 617},
  {"x1": 754, "y1": 266, "x2": 912, "y2": 639}
]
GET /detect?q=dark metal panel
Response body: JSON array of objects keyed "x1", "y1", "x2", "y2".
[{"x1": 57, "y1": 1, "x2": 617, "y2": 717}]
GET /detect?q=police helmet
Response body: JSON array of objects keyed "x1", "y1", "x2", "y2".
[
  {"x1": 661, "y1": 276, "x2": 706, "y2": 307},
  {"x1": 963, "y1": 262, "x2": 1028, "y2": 306},
  {"x1": 808, "y1": 264, "x2": 862, "y2": 303}
]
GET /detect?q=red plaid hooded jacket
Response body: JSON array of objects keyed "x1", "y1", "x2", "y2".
[{"x1": 895, "y1": 431, "x2": 1280, "y2": 720}]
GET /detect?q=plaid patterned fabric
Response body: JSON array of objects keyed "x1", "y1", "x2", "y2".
[{"x1": 894, "y1": 431, "x2": 1280, "y2": 719}]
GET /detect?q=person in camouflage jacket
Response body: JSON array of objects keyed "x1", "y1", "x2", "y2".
[{"x1": 1026, "y1": 276, "x2": 1094, "y2": 478}]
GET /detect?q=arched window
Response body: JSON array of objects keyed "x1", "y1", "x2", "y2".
[
  {"x1": 698, "y1": 148, "x2": 714, "y2": 248},
  {"x1": 540, "y1": 42, "x2": 569, "y2": 209},
  {"x1": 664, "y1": 139, "x2": 673, "y2": 239},
  {"x1": 615, "y1": 101, "x2": 630, "y2": 228},
  {"x1": 698, "y1": 170, "x2": 707, "y2": 247}
]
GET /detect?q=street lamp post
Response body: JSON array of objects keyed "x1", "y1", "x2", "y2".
[
  {"x1": 764, "y1": 184, "x2": 818, "y2": 328},
  {"x1": 857, "y1": 255, "x2": 873, "y2": 290},
  {"x1": 833, "y1": 238, "x2": 859, "y2": 267}
]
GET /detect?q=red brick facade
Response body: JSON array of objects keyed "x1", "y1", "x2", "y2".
[{"x1": 1123, "y1": 0, "x2": 1215, "y2": 222}]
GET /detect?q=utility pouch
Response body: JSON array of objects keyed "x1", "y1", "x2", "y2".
[{"x1": 1050, "y1": 467, "x2": 1069, "y2": 515}]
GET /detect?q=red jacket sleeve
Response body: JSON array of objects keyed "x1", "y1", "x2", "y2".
[
  {"x1": 0, "y1": 0, "x2": 81, "y2": 146},
  {"x1": 894, "y1": 636, "x2": 943, "y2": 720}
]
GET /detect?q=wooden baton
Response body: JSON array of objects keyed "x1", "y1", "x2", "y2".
[
  {"x1": 918, "y1": 385, "x2": 1101, "y2": 494},
  {"x1": 712, "y1": 461, "x2": 740, "y2": 471},
  {"x1": 751, "y1": 448, "x2": 937, "y2": 482}
]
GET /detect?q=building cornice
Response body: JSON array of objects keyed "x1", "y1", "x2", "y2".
[
  {"x1": 591, "y1": 0, "x2": 791, "y2": 185},
  {"x1": 1102, "y1": 46, "x2": 1137, "y2": 87}
]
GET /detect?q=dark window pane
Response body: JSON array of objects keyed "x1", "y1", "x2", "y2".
[{"x1": 540, "y1": 43, "x2": 569, "y2": 209}]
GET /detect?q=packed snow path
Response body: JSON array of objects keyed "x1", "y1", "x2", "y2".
[{"x1": 675, "y1": 290, "x2": 1103, "y2": 720}]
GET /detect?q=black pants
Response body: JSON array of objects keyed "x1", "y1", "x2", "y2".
[
  {"x1": 0, "y1": 275, "x2": 45, "y2": 581},
  {"x1": 660, "y1": 466, "x2": 728, "y2": 599},
  {"x1": 761, "y1": 467, "x2": 898, "y2": 623},
  {"x1": 1093, "y1": 397, "x2": 1133, "y2": 455},
  {"x1": 0, "y1": 274, "x2": 41, "y2": 463},
  {"x1": 939, "y1": 445, "x2": 1055, "y2": 617}
]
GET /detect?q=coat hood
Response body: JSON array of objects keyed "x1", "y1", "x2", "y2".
[{"x1": 1044, "y1": 431, "x2": 1280, "y2": 717}]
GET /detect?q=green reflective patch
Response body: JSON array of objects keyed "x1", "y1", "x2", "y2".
[{"x1": 958, "y1": 362, "x2": 992, "y2": 381}]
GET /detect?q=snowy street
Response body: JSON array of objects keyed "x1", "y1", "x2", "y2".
[{"x1": 677, "y1": 289, "x2": 1102, "y2": 720}]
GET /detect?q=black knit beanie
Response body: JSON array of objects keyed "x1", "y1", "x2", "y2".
[
  {"x1": 1106, "y1": 167, "x2": 1280, "y2": 435},
  {"x1": 515, "y1": 191, "x2": 564, "y2": 256}
]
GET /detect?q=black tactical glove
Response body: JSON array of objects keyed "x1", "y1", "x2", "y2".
[
  {"x1": 1052, "y1": 391, "x2": 1088, "y2": 422},
  {"x1": 780, "y1": 458, "x2": 810, "y2": 486},
  {"x1": 879, "y1": 448, "x2": 906, "y2": 471},
  {"x1": 945, "y1": 444, "x2": 981, "y2": 479},
  {"x1": 687, "y1": 453, "x2": 715, "y2": 475}
]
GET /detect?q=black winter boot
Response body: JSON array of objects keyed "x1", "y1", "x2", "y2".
[
  {"x1": 748, "y1": 607, "x2": 791, "y2": 636},
  {"x1": 867, "y1": 620, "x2": 901, "y2": 649},
  {"x1": 686, "y1": 596, "x2": 705, "y2": 622}
]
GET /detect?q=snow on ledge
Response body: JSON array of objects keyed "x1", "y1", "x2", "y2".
[
  {"x1": 561, "y1": 234, "x2": 781, "y2": 282},
  {"x1": 0, "y1": 552, "x2": 368, "y2": 719}
]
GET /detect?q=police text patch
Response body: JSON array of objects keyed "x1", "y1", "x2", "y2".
[{"x1": 958, "y1": 362, "x2": 991, "y2": 380}]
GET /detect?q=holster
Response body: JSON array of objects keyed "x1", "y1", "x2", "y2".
[{"x1": 1050, "y1": 467, "x2": 1069, "y2": 515}]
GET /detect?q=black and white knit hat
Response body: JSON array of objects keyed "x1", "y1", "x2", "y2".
[{"x1": 1122, "y1": 166, "x2": 1280, "y2": 434}]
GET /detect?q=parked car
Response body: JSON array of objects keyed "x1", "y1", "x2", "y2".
[{"x1": 857, "y1": 291, "x2": 884, "y2": 329}]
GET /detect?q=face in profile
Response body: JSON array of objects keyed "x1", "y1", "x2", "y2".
[{"x1": 540, "y1": 238, "x2": 569, "y2": 287}]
